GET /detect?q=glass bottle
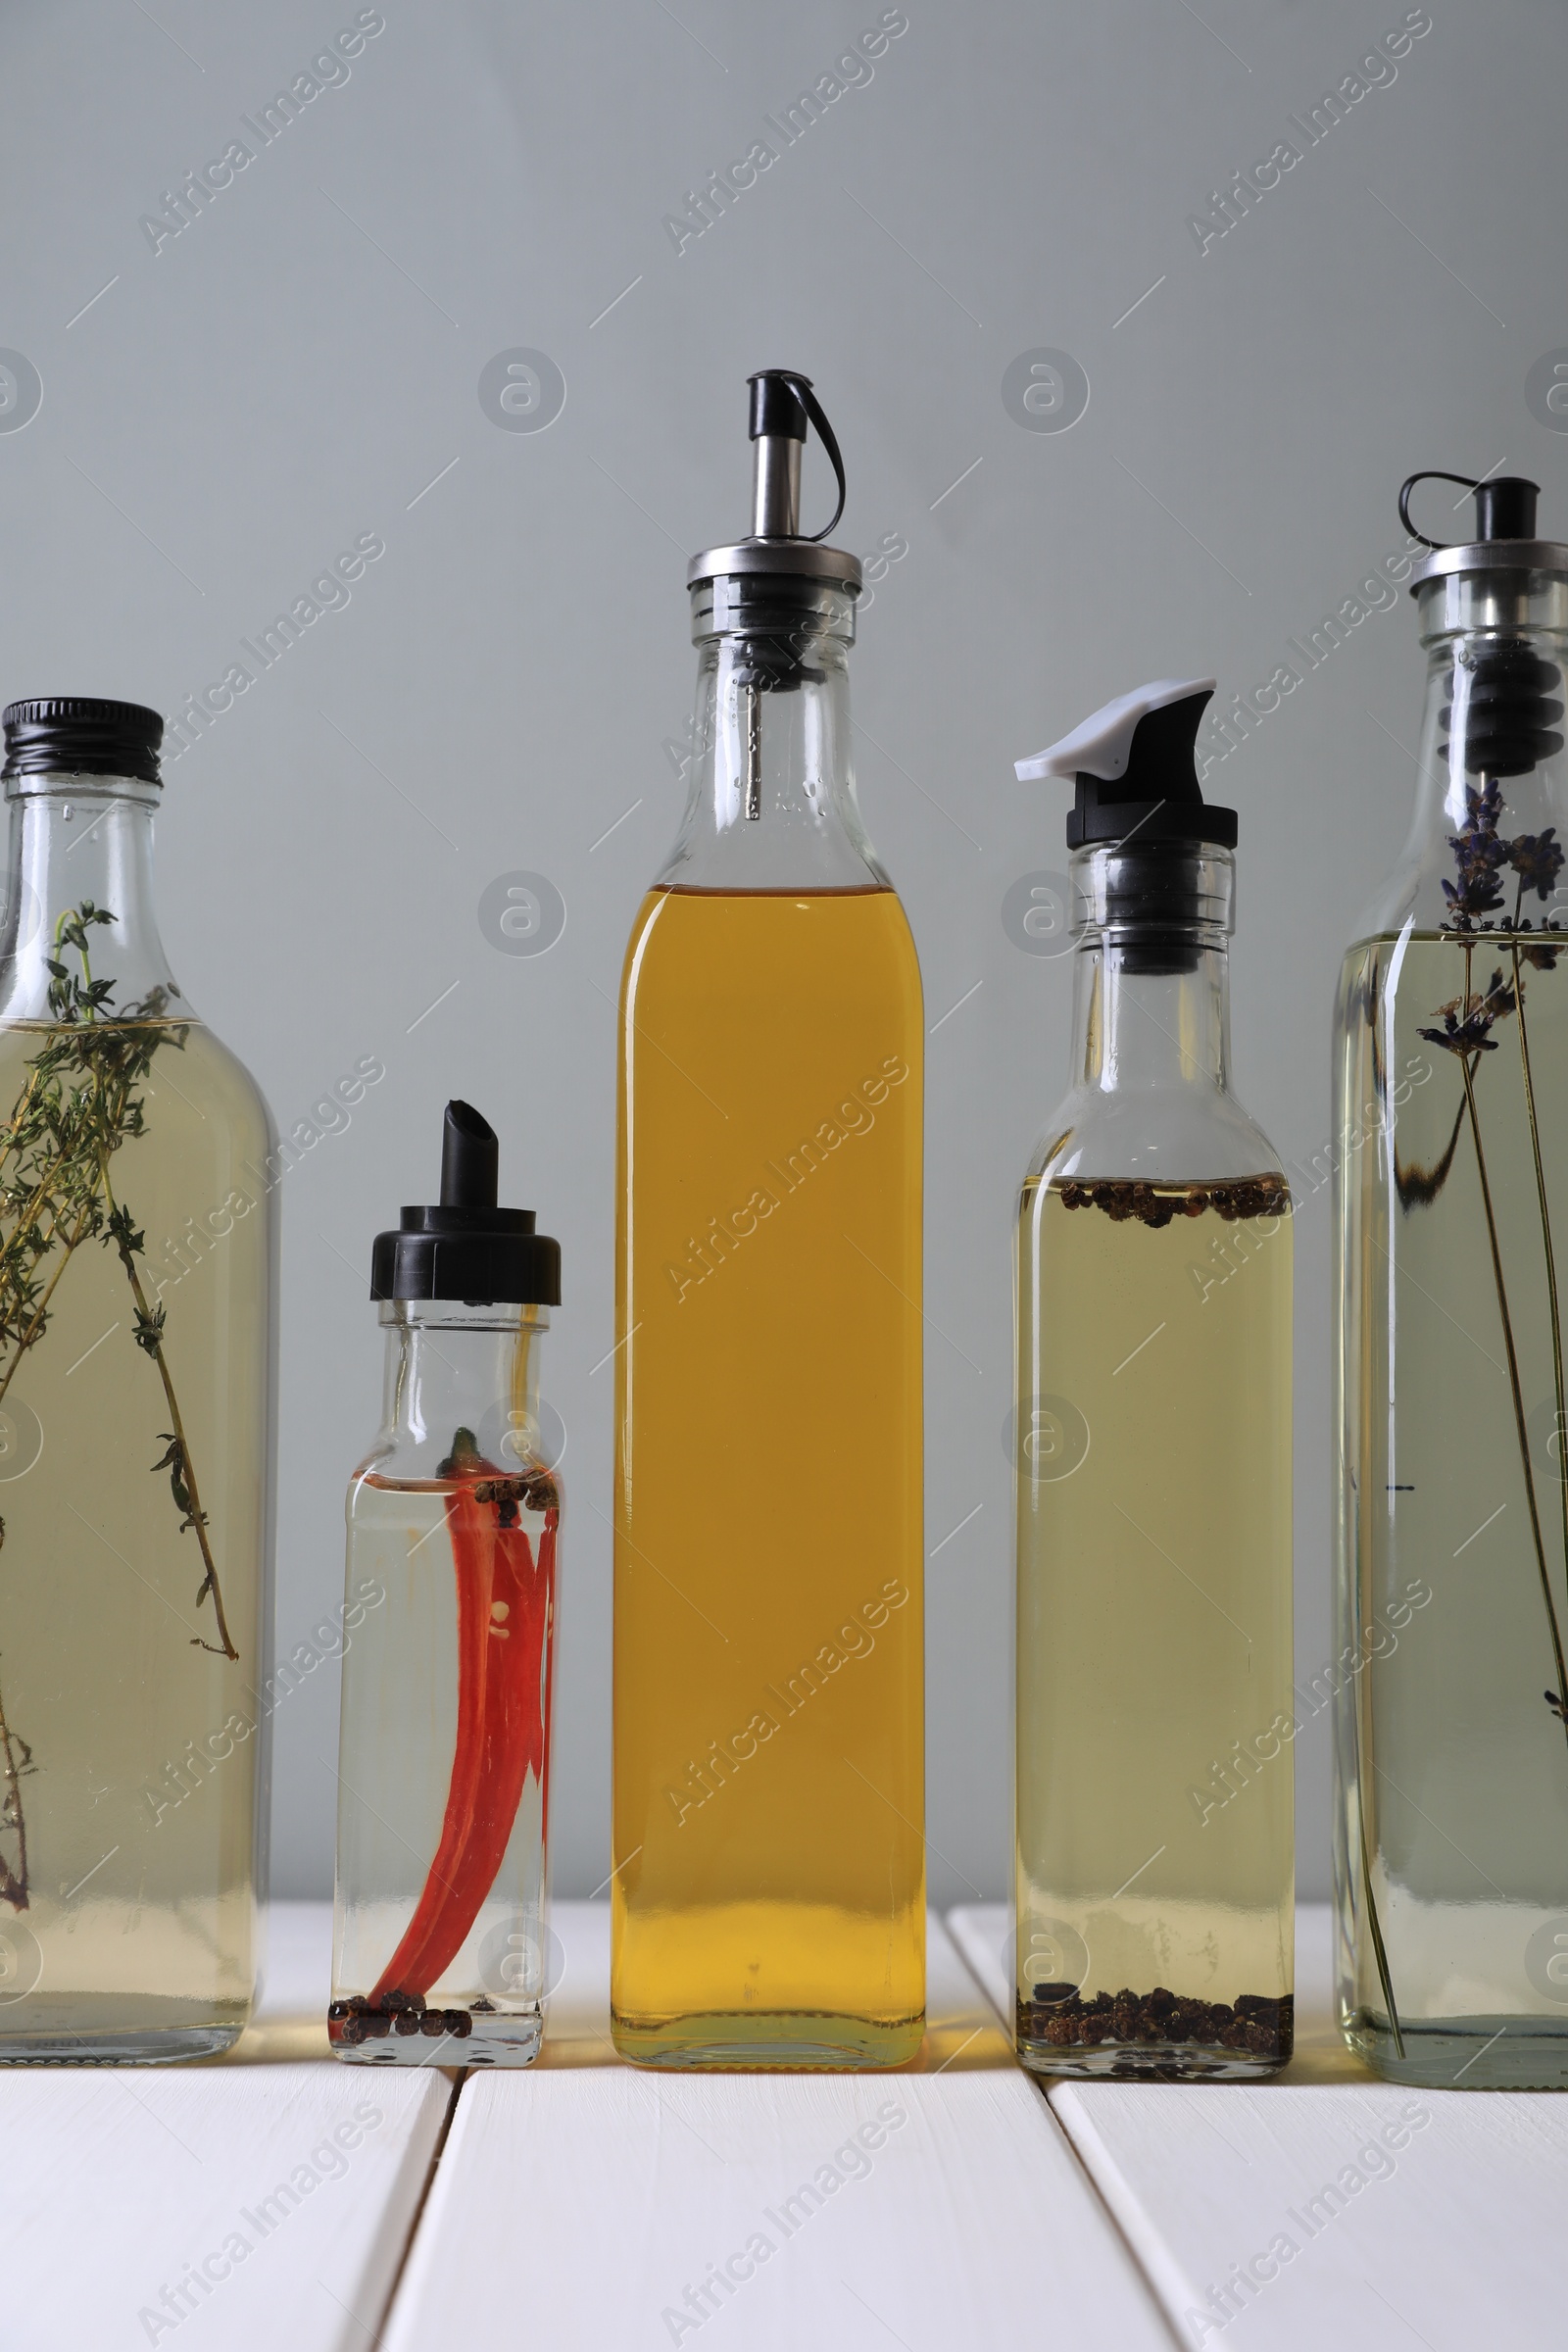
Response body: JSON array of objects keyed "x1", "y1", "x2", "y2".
[
  {"x1": 1335, "y1": 472, "x2": 1568, "y2": 2086},
  {"x1": 331, "y1": 1101, "x2": 561, "y2": 2067},
  {"x1": 1013, "y1": 681, "x2": 1295, "y2": 2079},
  {"x1": 0, "y1": 697, "x2": 274, "y2": 2061},
  {"x1": 612, "y1": 370, "x2": 925, "y2": 2068}
]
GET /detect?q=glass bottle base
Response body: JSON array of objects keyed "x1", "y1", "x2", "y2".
[
  {"x1": 612, "y1": 2009, "x2": 925, "y2": 2071},
  {"x1": 1345, "y1": 2009, "x2": 1568, "y2": 2089},
  {"x1": 1017, "y1": 2034, "x2": 1288, "y2": 2082},
  {"x1": 0, "y1": 2024, "x2": 243, "y2": 2066},
  {"x1": 329, "y1": 1997, "x2": 542, "y2": 2069},
  {"x1": 1016, "y1": 1990, "x2": 1293, "y2": 2081}
]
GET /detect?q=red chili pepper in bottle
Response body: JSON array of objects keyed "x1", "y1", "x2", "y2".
[{"x1": 371, "y1": 1437, "x2": 558, "y2": 2006}]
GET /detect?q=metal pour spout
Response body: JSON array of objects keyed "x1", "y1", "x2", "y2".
[
  {"x1": 746, "y1": 369, "x2": 846, "y2": 545},
  {"x1": 750, "y1": 373, "x2": 806, "y2": 537},
  {"x1": 740, "y1": 372, "x2": 843, "y2": 817},
  {"x1": 686, "y1": 370, "x2": 858, "y2": 824}
]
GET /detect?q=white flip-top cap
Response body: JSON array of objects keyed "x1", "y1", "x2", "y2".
[{"x1": 1015, "y1": 677, "x2": 1217, "y2": 783}]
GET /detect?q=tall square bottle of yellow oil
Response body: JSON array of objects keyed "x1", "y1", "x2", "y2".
[{"x1": 612, "y1": 371, "x2": 924, "y2": 2067}]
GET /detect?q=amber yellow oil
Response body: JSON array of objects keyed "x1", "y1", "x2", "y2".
[
  {"x1": 1015, "y1": 1176, "x2": 1294, "y2": 2076},
  {"x1": 612, "y1": 886, "x2": 925, "y2": 2066}
]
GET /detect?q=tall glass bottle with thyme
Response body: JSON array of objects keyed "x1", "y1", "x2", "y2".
[
  {"x1": 0, "y1": 698, "x2": 274, "y2": 2061},
  {"x1": 330, "y1": 1102, "x2": 561, "y2": 2067},
  {"x1": 1013, "y1": 681, "x2": 1294, "y2": 2079},
  {"x1": 612, "y1": 371, "x2": 925, "y2": 2068},
  {"x1": 1336, "y1": 474, "x2": 1568, "y2": 2086}
]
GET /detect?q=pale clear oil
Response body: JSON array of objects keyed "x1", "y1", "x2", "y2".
[
  {"x1": 1016, "y1": 1175, "x2": 1295, "y2": 2077},
  {"x1": 1337, "y1": 932, "x2": 1568, "y2": 2085},
  {"x1": 332, "y1": 1472, "x2": 555, "y2": 2068},
  {"x1": 0, "y1": 1021, "x2": 270, "y2": 2062}
]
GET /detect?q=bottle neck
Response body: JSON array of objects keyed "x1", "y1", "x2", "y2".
[
  {"x1": 1380, "y1": 569, "x2": 1568, "y2": 936},
  {"x1": 0, "y1": 774, "x2": 181, "y2": 1023},
  {"x1": 1066, "y1": 841, "x2": 1235, "y2": 1097},
  {"x1": 657, "y1": 576, "x2": 886, "y2": 891},
  {"x1": 1071, "y1": 939, "x2": 1232, "y2": 1096},
  {"x1": 374, "y1": 1299, "x2": 549, "y2": 1481}
]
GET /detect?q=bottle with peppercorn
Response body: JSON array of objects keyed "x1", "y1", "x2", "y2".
[
  {"x1": 1010, "y1": 679, "x2": 1295, "y2": 2079},
  {"x1": 329, "y1": 1101, "x2": 562, "y2": 2067}
]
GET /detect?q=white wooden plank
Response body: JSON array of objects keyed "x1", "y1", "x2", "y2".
[
  {"x1": 3, "y1": 2058, "x2": 449, "y2": 2352},
  {"x1": 949, "y1": 1902, "x2": 1567, "y2": 2348},
  {"x1": 382, "y1": 1910, "x2": 1172, "y2": 2351},
  {"x1": 1049, "y1": 2079, "x2": 1567, "y2": 2350},
  {"x1": 948, "y1": 1899, "x2": 1368, "y2": 2084}
]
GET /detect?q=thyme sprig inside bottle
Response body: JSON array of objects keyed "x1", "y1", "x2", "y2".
[
  {"x1": 0, "y1": 903, "x2": 237, "y2": 1668},
  {"x1": 1012, "y1": 679, "x2": 1295, "y2": 2081}
]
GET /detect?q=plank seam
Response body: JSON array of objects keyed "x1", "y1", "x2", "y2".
[
  {"x1": 1034, "y1": 2077, "x2": 1189, "y2": 2352},
  {"x1": 368, "y1": 2070, "x2": 467, "y2": 2345},
  {"x1": 945, "y1": 1908, "x2": 1189, "y2": 2351}
]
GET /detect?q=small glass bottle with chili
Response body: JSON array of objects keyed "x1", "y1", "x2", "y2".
[{"x1": 329, "y1": 1101, "x2": 562, "y2": 2067}]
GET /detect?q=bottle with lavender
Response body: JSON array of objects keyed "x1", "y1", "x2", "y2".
[{"x1": 1335, "y1": 472, "x2": 1568, "y2": 2085}]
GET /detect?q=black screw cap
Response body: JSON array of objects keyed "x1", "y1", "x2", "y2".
[{"x1": 2, "y1": 697, "x2": 163, "y2": 784}]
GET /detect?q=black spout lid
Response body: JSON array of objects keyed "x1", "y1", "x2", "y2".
[
  {"x1": 1400, "y1": 470, "x2": 1568, "y2": 592},
  {"x1": 1015, "y1": 677, "x2": 1237, "y2": 851},
  {"x1": 748, "y1": 369, "x2": 811, "y2": 446},
  {"x1": 1400, "y1": 470, "x2": 1539, "y2": 548},
  {"x1": 3, "y1": 697, "x2": 163, "y2": 785},
  {"x1": 688, "y1": 368, "x2": 861, "y2": 593},
  {"x1": 370, "y1": 1101, "x2": 561, "y2": 1305}
]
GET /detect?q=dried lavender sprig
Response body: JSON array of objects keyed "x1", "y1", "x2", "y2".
[
  {"x1": 1507, "y1": 881, "x2": 1568, "y2": 1727},
  {"x1": 1453, "y1": 937, "x2": 1568, "y2": 1755}
]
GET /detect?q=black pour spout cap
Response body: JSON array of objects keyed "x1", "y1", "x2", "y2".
[
  {"x1": 748, "y1": 369, "x2": 811, "y2": 444},
  {"x1": 2, "y1": 697, "x2": 163, "y2": 785},
  {"x1": 1399, "y1": 470, "x2": 1542, "y2": 549},
  {"x1": 1015, "y1": 678, "x2": 1237, "y2": 852},
  {"x1": 370, "y1": 1101, "x2": 561, "y2": 1305}
]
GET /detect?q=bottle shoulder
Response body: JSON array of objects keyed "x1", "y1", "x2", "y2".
[
  {"x1": 180, "y1": 1020, "x2": 275, "y2": 1142},
  {"x1": 348, "y1": 1444, "x2": 564, "y2": 1501},
  {"x1": 1025, "y1": 1083, "x2": 1286, "y2": 1189},
  {"x1": 0, "y1": 1013, "x2": 273, "y2": 1161},
  {"x1": 655, "y1": 838, "x2": 893, "y2": 893},
  {"x1": 621, "y1": 882, "x2": 922, "y2": 999}
]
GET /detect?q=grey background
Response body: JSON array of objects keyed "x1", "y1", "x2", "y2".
[{"x1": 0, "y1": 0, "x2": 1559, "y2": 1904}]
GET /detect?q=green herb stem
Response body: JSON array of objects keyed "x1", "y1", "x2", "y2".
[
  {"x1": 99, "y1": 1159, "x2": 235, "y2": 1661},
  {"x1": 0, "y1": 1566, "x2": 29, "y2": 1915}
]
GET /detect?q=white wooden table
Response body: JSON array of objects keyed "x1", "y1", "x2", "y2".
[{"x1": 8, "y1": 1901, "x2": 1557, "y2": 2348}]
